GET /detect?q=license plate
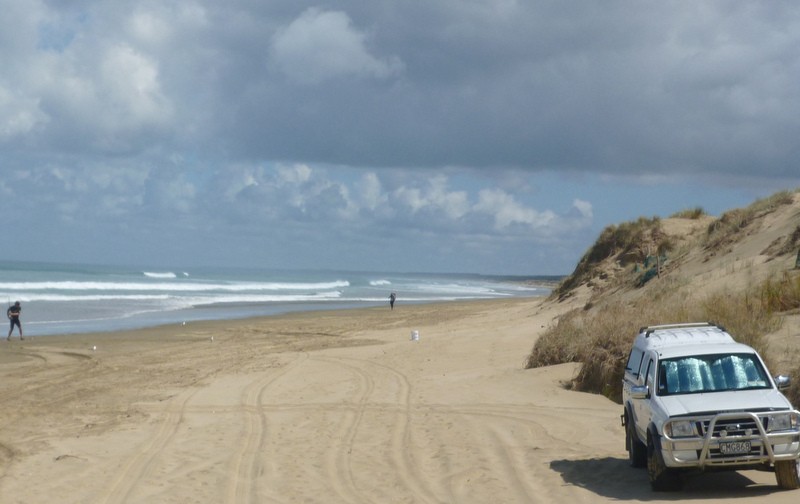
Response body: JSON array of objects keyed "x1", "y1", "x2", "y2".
[{"x1": 719, "y1": 441, "x2": 751, "y2": 455}]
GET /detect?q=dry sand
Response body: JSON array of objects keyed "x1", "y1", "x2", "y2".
[{"x1": 0, "y1": 296, "x2": 798, "y2": 503}]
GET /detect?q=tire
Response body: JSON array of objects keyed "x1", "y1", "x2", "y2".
[
  {"x1": 627, "y1": 414, "x2": 647, "y2": 468},
  {"x1": 647, "y1": 432, "x2": 683, "y2": 491},
  {"x1": 775, "y1": 459, "x2": 800, "y2": 490}
]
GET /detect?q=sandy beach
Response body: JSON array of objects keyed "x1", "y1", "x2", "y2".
[{"x1": 0, "y1": 296, "x2": 798, "y2": 503}]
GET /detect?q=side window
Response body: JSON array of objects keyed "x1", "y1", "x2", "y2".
[
  {"x1": 646, "y1": 358, "x2": 656, "y2": 390},
  {"x1": 625, "y1": 349, "x2": 644, "y2": 377}
]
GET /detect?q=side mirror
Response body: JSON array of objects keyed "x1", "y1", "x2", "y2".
[
  {"x1": 630, "y1": 384, "x2": 649, "y2": 400},
  {"x1": 775, "y1": 375, "x2": 791, "y2": 390}
]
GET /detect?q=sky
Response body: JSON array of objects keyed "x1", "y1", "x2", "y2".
[{"x1": 0, "y1": 1, "x2": 798, "y2": 276}]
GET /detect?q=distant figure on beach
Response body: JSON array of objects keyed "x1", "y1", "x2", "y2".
[
  {"x1": 389, "y1": 292, "x2": 396, "y2": 310},
  {"x1": 7, "y1": 301, "x2": 23, "y2": 340}
]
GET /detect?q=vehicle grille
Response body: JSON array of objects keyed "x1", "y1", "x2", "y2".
[
  {"x1": 698, "y1": 417, "x2": 765, "y2": 460},
  {"x1": 698, "y1": 417, "x2": 763, "y2": 437}
]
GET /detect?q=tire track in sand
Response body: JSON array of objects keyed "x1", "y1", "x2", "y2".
[
  {"x1": 98, "y1": 387, "x2": 199, "y2": 504},
  {"x1": 313, "y1": 355, "x2": 443, "y2": 504},
  {"x1": 429, "y1": 404, "x2": 564, "y2": 503},
  {"x1": 0, "y1": 348, "x2": 95, "y2": 404},
  {"x1": 310, "y1": 355, "x2": 374, "y2": 504},
  {"x1": 226, "y1": 353, "x2": 307, "y2": 504}
]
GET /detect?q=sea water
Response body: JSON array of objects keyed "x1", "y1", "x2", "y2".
[{"x1": 0, "y1": 261, "x2": 556, "y2": 337}]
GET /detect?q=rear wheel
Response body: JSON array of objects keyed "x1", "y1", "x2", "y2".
[
  {"x1": 775, "y1": 459, "x2": 800, "y2": 490},
  {"x1": 626, "y1": 414, "x2": 647, "y2": 468},
  {"x1": 647, "y1": 432, "x2": 683, "y2": 491}
]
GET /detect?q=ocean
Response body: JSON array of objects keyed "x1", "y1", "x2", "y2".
[{"x1": 0, "y1": 261, "x2": 557, "y2": 337}]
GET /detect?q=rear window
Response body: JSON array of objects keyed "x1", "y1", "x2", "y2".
[{"x1": 657, "y1": 353, "x2": 770, "y2": 396}]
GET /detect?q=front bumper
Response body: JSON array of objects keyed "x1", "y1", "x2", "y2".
[{"x1": 661, "y1": 410, "x2": 800, "y2": 468}]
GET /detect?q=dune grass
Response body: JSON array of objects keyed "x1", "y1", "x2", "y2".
[
  {"x1": 705, "y1": 190, "x2": 796, "y2": 252},
  {"x1": 670, "y1": 207, "x2": 706, "y2": 219},
  {"x1": 759, "y1": 271, "x2": 800, "y2": 314},
  {"x1": 526, "y1": 273, "x2": 800, "y2": 406},
  {"x1": 553, "y1": 216, "x2": 670, "y2": 298}
]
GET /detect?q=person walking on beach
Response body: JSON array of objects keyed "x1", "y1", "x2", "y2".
[
  {"x1": 389, "y1": 292, "x2": 396, "y2": 310},
  {"x1": 7, "y1": 301, "x2": 23, "y2": 340}
]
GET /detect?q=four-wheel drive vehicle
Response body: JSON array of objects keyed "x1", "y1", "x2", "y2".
[{"x1": 621, "y1": 323, "x2": 800, "y2": 491}]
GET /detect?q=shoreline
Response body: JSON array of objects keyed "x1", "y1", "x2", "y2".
[
  {"x1": 13, "y1": 294, "x2": 548, "y2": 341},
  {"x1": 21, "y1": 294, "x2": 553, "y2": 338},
  {"x1": 3, "y1": 261, "x2": 555, "y2": 338},
  {"x1": 0, "y1": 296, "x2": 546, "y2": 369}
]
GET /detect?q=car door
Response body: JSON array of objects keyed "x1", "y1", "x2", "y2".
[{"x1": 633, "y1": 355, "x2": 656, "y2": 438}]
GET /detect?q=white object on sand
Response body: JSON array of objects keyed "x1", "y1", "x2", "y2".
[{"x1": 410, "y1": 330, "x2": 419, "y2": 341}]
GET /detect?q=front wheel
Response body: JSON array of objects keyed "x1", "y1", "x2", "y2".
[
  {"x1": 775, "y1": 459, "x2": 800, "y2": 490},
  {"x1": 647, "y1": 432, "x2": 683, "y2": 491}
]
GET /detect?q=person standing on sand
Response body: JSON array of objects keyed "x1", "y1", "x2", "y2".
[
  {"x1": 7, "y1": 301, "x2": 23, "y2": 340},
  {"x1": 389, "y1": 292, "x2": 396, "y2": 310}
]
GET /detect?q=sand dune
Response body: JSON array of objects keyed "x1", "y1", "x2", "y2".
[{"x1": 0, "y1": 295, "x2": 798, "y2": 503}]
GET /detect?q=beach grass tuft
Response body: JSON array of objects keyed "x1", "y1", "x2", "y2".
[{"x1": 670, "y1": 206, "x2": 706, "y2": 219}]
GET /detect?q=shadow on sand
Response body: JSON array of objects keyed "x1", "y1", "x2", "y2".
[{"x1": 549, "y1": 457, "x2": 784, "y2": 501}]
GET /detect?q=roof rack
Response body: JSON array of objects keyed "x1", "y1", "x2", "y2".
[{"x1": 639, "y1": 322, "x2": 726, "y2": 338}]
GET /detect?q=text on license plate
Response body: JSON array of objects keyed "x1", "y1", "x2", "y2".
[{"x1": 719, "y1": 441, "x2": 752, "y2": 455}]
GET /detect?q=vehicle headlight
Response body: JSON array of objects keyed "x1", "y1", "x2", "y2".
[
  {"x1": 767, "y1": 413, "x2": 798, "y2": 432},
  {"x1": 665, "y1": 420, "x2": 696, "y2": 438}
]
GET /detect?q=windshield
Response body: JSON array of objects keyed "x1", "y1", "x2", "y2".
[{"x1": 657, "y1": 353, "x2": 771, "y2": 396}]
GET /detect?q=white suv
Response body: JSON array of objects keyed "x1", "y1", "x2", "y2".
[{"x1": 622, "y1": 323, "x2": 800, "y2": 491}]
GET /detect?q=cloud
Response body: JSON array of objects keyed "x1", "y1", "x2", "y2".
[
  {"x1": 2, "y1": 162, "x2": 588, "y2": 245},
  {"x1": 143, "y1": 168, "x2": 197, "y2": 214},
  {"x1": 277, "y1": 163, "x2": 312, "y2": 185},
  {"x1": 0, "y1": 86, "x2": 48, "y2": 138},
  {"x1": 4, "y1": 1, "x2": 798, "y2": 176},
  {"x1": 571, "y1": 199, "x2": 593, "y2": 220},
  {"x1": 99, "y1": 43, "x2": 172, "y2": 126},
  {"x1": 0, "y1": 1, "x2": 795, "y2": 273},
  {"x1": 475, "y1": 189, "x2": 553, "y2": 230},
  {"x1": 391, "y1": 175, "x2": 469, "y2": 221},
  {"x1": 357, "y1": 172, "x2": 387, "y2": 211},
  {"x1": 269, "y1": 8, "x2": 404, "y2": 85}
]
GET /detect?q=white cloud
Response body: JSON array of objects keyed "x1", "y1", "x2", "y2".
[
  {"x1": 127, "y1": 2, "x2": 209, "y2": 47},
  {"x1": 426, "y1": 176, "x2": 470, "y2": 220},
  {"x1": 358, "y1": 172, "x2": 387, "y2": 211},
  {"x1": 100, "y1": 43, "x2": 172, "y2": 127},
  {"x1": 0, "y1": 86, "x2": 47, "y2": 138},
  {"x1": 220, "y1": 165, "x2": 262, "y2": 200},
  {"x1": 391, "y1": 176, "x2": 469, "y2": 221},
  {"x1": 572, "y1": 199, "x2": 593, "y2": 219},
  {"x1": 277, "y1": 163, "x2": 312, "y2": 185},
  {"x1": 474, "y1": 188, "x2": 554, "y2": 230},
  {"x1": 0, "y1": 1, "x2": 51, "y2": 138},
  {"x1": 128, "y1": 11, "x2": 170, "y2": 45},
  {"x1": 269, "y1": 8, "x2": 404, "y2": 85},
  {"x1": 204, "y1": 167, "x2": 580, "y2": 241},
  {"x1": 21, "y1": 33, "x2": 175, "y2": 153}
]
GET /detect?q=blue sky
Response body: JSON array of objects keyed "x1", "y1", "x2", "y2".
[{"x1": 0, "y1": 1, "x2": 798, "y2": 275}]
